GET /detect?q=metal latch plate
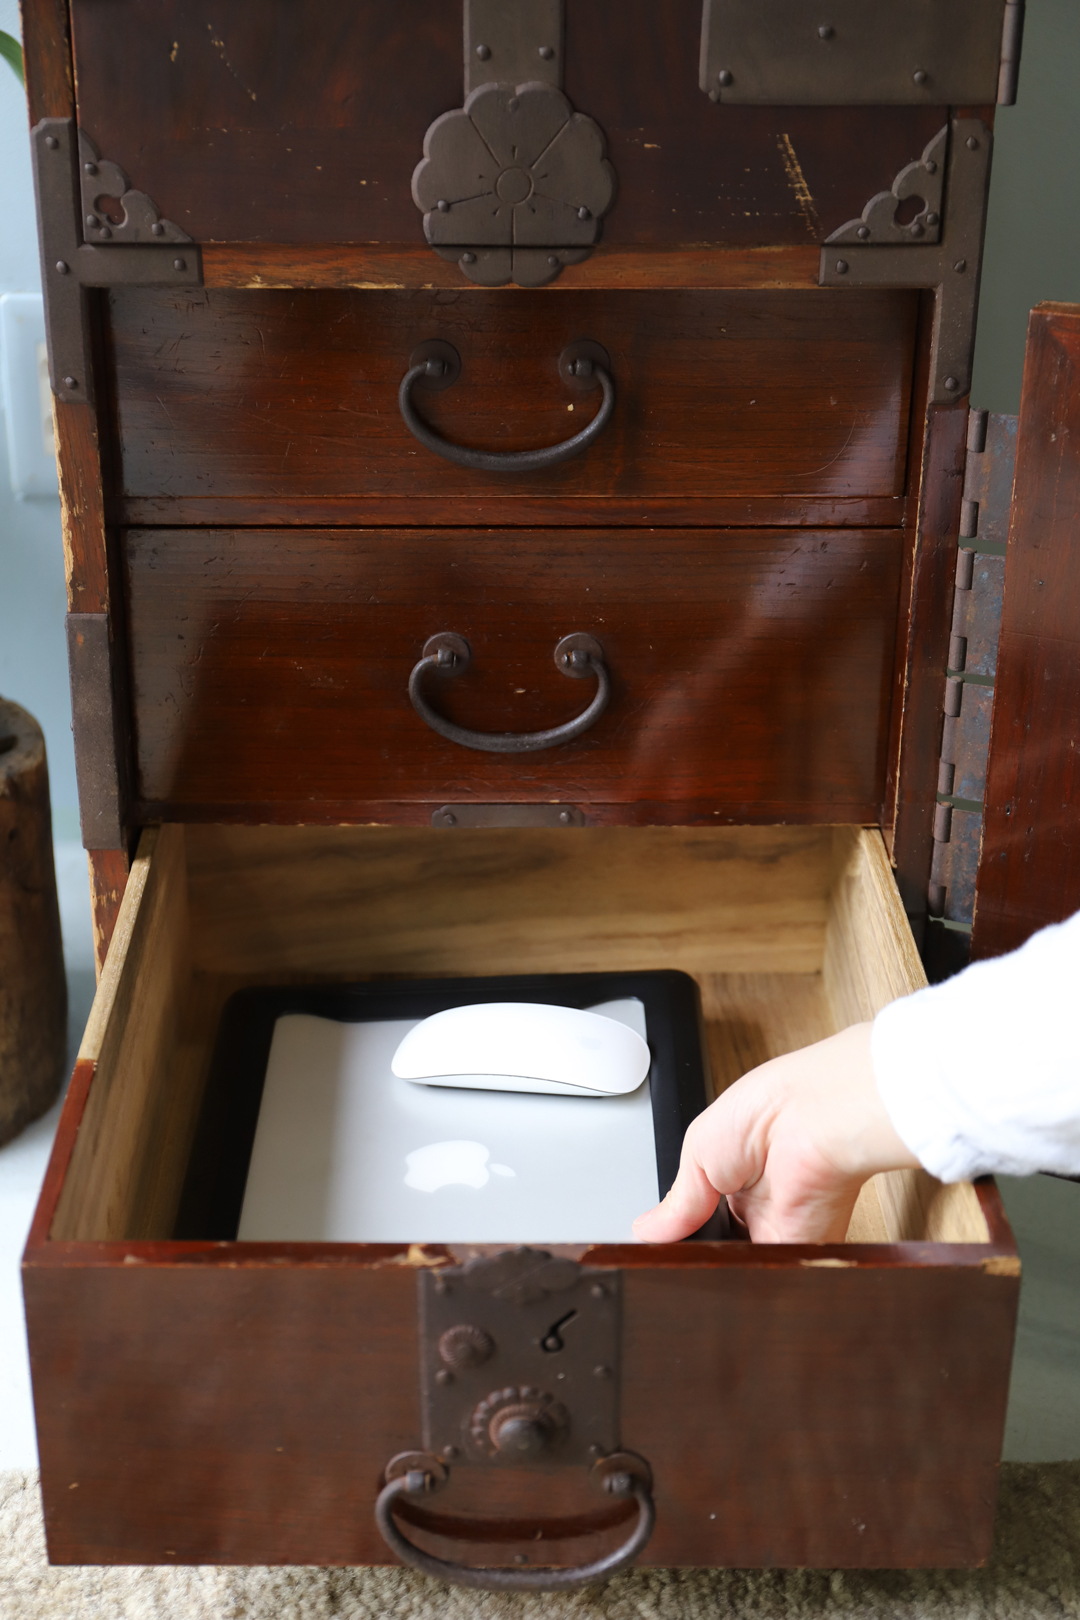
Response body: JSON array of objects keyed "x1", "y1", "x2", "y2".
[
  {"x1": 701, "y1": 0, "x2": 1007, "y2": 105},
  {"x1": 420, "y1": 1250, "x2": 621, "y2": 1468}
]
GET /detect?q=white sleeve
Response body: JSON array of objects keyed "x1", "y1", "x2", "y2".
[{"x1": 870, "y1": 909, "x2": 1080, "y2": 1182}]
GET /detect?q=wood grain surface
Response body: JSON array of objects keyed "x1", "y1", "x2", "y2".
[
  {"x1": 201, "y1": 243, "x2": 824, "y2": 293},
  {"x1": 885, "y1": 400, "x2": 969, "y2": 932},
  {"x1": 103, "y1": 288, "x2": 917, "y2": 509},
  {"x1": 121, "y1": 527, "x2": 903, "y2": 822},
  {"x1": 68, "y1": 0, "x2": 948, "y2": 248},
  {"x1": 973, "y1": 305, "x2": 1080, "y2": 956},
  {"x1": 26, "y1": 822, "x2": 1015, "y2": 1568}
]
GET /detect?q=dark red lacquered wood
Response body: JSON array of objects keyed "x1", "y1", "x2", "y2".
[
  {"x1": 122, "y1": 526, "x2": 903, "y2": 822},
  {"x1": 973, "y1": 305, "x2": 1080, "y2": 957},
  {"x1": 68, "y1": 0, "x2": 947, "y2": 248},
  {"x1": 103, "y1": 288, "x2": 917, "y2": 510},
  {"x1": 886, "y1": 400, "x2": 969, "y2": 931}
]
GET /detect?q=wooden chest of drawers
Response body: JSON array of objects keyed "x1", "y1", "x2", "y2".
[{"x1": 20, "y1": 0, "x2": 1032, "y2": 1588}]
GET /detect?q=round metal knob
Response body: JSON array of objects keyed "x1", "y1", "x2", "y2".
[{"x1": 489, "y1": 1404, "x2": 555, "y2": 1459}]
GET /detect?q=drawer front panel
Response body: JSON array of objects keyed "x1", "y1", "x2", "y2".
[
  {"x1": 124, "y1": 527, "x2": 902, "y2": 820},
  {"x1": 107, "y1": 289, "x2": 917, "y2": 509},
  {"x1": 71, "y1": 0, "x2": 947, "y2": 248}
]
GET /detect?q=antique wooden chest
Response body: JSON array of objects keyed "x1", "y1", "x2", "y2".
[{"x1": 20, "y1": 0, "x2": 1034, "y2": 1588}]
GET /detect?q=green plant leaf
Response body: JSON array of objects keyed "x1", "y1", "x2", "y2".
[{"x1": 0, "y1": 29, "x2": 24, "y2": 85}]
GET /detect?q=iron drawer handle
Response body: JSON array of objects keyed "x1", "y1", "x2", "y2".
[
  {"x1": 374, "y1": 1465, "x2": 655, "y2": 1592},
  {"x1": 409, "y1": 632, "x2": 609, "y2": 754},
  {"x1": 398, "y1": 340, "x2": 615, "y2": 473}
]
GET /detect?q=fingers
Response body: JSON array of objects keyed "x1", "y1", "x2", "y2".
[
  {"x1": 634, "y1": 1082, "x2": 771, "y2": 1243},
  {"x1": 632, "y1": 1151, "x2": 722, "y2": 1243}
]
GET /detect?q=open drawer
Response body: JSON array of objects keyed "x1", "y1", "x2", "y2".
[{"x1": 24, "y1": 823, "x2": 1018, "y2": 1573}]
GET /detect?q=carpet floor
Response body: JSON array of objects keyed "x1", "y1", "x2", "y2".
[{"x1": 2, "y1": 1465, "x2": 1078, "y2": 1619}]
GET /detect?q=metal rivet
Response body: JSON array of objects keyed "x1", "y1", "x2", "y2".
[
  {"x1": 442, "y1": 1444, "x2": 458, "y2": 1460},
  {"x1": 558, "y1": 810, "x2": 572, "y2": 825},
  {"x1": 84, "y1": 161, "x2": 98, "y2": 176},
  {"x1": 953, "y1": 258, "x2": 967, "y2": 273},
  {"x1": 707, "y1": 88, "x2": 720, "y2": 101},
  {"x1": 817, "y1": 24, "x2": 834, "y2": 39},
  {"x1": 99, "y1": 225, "x2": 112, "y2": 239},
  {"x1": 856, "y1": 225, "x2": 870, "y2": 240},
  {"x1": 85, "y1": 214, "x2": 98, "y2": 228},
  {"x1": 437, "y1": 198, "x2": 450, "y2": 212},
  {"x1": 924, "y1": 160, "x2": 938, "y2": 175},
  {"x1": 913, "y1": 68, "x2": 928, "y2": 85},
  {"x1": 548, "y1": 255, "x2": 559, "y2": 265},
  {"x1": 475, "y1": 43, "x2": 491, "y2": 60},
  {"x1": 45, "y1": 135, "x2": 59, "y2": 150},
  {"x1": 55, "y1": 260, "x2": 69, "y2": 275},
  {"x1": 173, "y1": 258, "x2": 186, "y2": 270},
  {"x1": 588, "y1": 1443, "x2": 603, "y2": 1456},
  {"x1": 590, "y1": 1284, "x2": 606, "y2": 1299},
  {"x1": 717, "y1": 68, "x2": 733, "y2": 86},
  {"x1": 539, "y1": 45, "x2": 554, "y2": 59},
  {"x1": 151, "y1": 221, "x2": 164, "y2": 236},
  {"x1": 514, "y1": 1554, "x2": 528, "y2": 1564},
  {"x1": 835, "y1": 259, "x2": 849, "y2": 274},
  {"x1": 908, "y1": 221, "x2": 924, "y2": 238},
  {"x1": 966, "y1": 135, "x2": 980, "y2": 150},
  {"x1": 577, "y1": 205, "x2": 591, "y2": 220},
  {"x1": 944, "y1": 376, "x2": 960, "y2": 392},
  {"x1": 442, "y1": 810, "x2": 457, "y2": 825},
  {"x1": 461, "y1": 252, "x2": 476, "y2": 264},
  {"x1": 508, "y1": 97, "x2": 519, "y2": 112},
  {"x1": 435, "y1": 1369, "x2": 453, "y2": 1386},
  {"x1": 925, "y1": 212, "x2": 940, "y2": 227},
  {"x1": 63, "y1": 376, "x2": 78, "y2": 389},
  {"x1": 593, "y1": 1364, "x2": 612, "y2": 1379}
]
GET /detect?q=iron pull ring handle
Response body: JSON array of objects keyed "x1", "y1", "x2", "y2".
[
  {"x1": 409, "y1": 632, "x2": 609, "y2": 755},
  {"x1": 374, "y1": 1467, "x2": 655, "y2": 1593},
  {"x1": 398, "y1": 340, "x2": 614, "y2": 473}
]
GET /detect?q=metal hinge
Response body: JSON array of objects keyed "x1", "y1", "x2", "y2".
[
  {"x1": 819, "y1": 119, "x2": 992, "y2": 404},
  {"x1": 700, "y1": 0, "x2": 1024, "y2": 106},
  {"x1": 926, "y1": 409, "x2": 1018, "y2": 974},
  {"x1": 31, "y1": 118, "x2": 202, "y2": 406}
]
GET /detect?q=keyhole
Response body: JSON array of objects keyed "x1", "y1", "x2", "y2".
[{"x1": 540, "y1": 1310, "x2": 577, "y2": 1353}]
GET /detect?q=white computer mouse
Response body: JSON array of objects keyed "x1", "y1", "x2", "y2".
[{"x1": 390, "y1": 1001, "x2": 651, "y2": 1097}]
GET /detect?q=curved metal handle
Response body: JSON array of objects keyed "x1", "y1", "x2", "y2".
[
  {"x1": 409, "y1": 632, "x2": 609, "y2": 754},
  {"x1": 375, "y1": 1466, "x2": 655, "y2": 1593},
  {"x1": 398, "y1": 341, "x2": 615, "y2": 473}
]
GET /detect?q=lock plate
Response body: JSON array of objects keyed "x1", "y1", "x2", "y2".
[{"x1": 420, "y1": 1249, "x2": 621, "y2": 1469}]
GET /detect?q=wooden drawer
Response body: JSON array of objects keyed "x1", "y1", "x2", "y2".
[
  {"x1": 25, "y1": 822, "x2": 1018, "y2": 1570},
  {"x1": 104, "y1": 288, "x2": 917, "y2": 527},
  {"x1": 122, "y1": 526, "x2": 903, "y2": 823}
]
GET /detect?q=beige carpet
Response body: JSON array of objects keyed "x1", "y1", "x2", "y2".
[{"x1": 2, "y1": 1466, "x2": 1078, "y2": 1619}]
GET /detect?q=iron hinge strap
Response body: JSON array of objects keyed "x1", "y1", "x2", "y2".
[{"x1": 928, "y1": 410, "x2": 1018, "y2": 931}]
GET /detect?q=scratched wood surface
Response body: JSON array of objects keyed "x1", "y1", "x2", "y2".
[
  {"x1": 103, "y1": 287, "x2": 918, "y2": 510},
  {"x1": 121, "y1": 527, "x2": 903, "y2": 823},
  {"x1": 68, "y1": 0, "x2": 947, "y2": 247}
]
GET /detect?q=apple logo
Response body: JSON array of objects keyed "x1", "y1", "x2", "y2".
[{"x1": 404, "y1": 1140, "x2": 516, "y2": 1193}]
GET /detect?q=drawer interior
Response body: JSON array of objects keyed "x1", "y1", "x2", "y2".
[{"x1": 55, "y1": 823, "x2": 989, "y2": 1247}]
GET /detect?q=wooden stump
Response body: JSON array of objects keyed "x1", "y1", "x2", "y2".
[{"x1": 0, "y1": 698, "x2": 67, "y2": 1146}]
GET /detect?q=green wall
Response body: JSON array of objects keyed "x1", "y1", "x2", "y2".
[{"x1": 971, "y1": 0, "x2": 1080, "y2": 413}]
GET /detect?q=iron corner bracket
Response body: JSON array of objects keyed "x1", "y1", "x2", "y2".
[
  {"x1": 819, "y1": 119, "x2": 992, "y2": 405},
  {"x1": 31, "y1": 118, "x2": 203, "y2": 407}
]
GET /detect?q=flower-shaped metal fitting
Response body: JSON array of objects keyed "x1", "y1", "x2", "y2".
[{"x1": 413, "y1": 81, "x2": 616, "y2": 287}]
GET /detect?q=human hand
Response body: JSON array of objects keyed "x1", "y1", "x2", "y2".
[{"x1": 633, "y1": 1021, "x2": 920, "y2": 1244}]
